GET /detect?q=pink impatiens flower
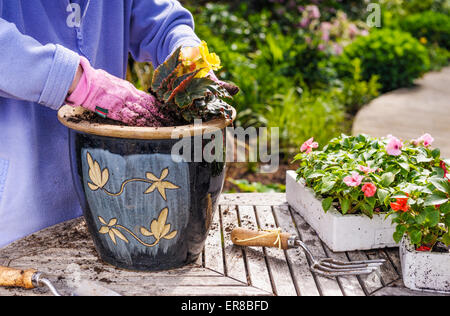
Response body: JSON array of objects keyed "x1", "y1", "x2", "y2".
[
  {"x1": 386, "y1": 135, "x2": 403, "y2": 156},
  {"x1": 413, "y1": 133, "x2": 434, "y2": 147},
  {"x1": 301, "y1": 138, "x2": 319, "y2": 154},
  {"x1": 358, "y1": 165, "x2": 376, "y2": 174},
  {"x1": 343, "y1": 172, "x2": 364, "y2": 187},
  {"x1": 361, "y1": 183, "x2": 377, "y2": 197}
]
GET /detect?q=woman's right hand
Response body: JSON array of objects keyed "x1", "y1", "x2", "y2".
[{"x1": 66, "y1": 57, "x2": 168, "y2": 127}]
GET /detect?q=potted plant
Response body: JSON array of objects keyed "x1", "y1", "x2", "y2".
[
  {"x1": 58, "y1": 42, "x2": 236, "y2": 271},
  {"x1": 286, "y1": 134, "x2": 443, "y2": 252},
  {"x1": 389, "y1": 159, "x2": 450, "y2": 293}
]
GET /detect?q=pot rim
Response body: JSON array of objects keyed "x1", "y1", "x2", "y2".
[
  {"x1": 402, "y1": 236, "x2": 450, "y2": 256},
  {"x1": 57, "y1": 105, "x2": 236, "y2": 140}
]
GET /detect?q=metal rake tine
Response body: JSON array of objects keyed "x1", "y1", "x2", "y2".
[
  {"x1": 317, "y1": 260, "x2": 380, "y2": 272},
  {"x1": 321, "y1": 258, "x2": 385, "y2": 269},
  {"x1": 311, "y1": 265, "x2": 378, "y2": 277},
  {"x1": 332, "y1": 258, "x2": 386, "y2": 265},
  {"x1": 317, "y1": 262, "x2": 380, "y2": 273}
]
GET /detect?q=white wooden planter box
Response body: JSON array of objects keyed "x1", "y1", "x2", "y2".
[
  {"x1": 400, "y1": 237, "x2": 450, "y2": 293},
  {"x1": 286, "y1": 171, "x2": 397, "y2": 252}
]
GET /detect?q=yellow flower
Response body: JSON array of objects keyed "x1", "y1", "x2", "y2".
[
  {"x1": 179, "y1": 41, "x2": 221, "y2": 78},
  {"x1": 420, "y1": 37, "x2": 428, "y2": 45}
]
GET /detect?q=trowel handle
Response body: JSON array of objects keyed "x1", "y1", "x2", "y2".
[
  {"x1": 0, "y1": 266, "x2": 38, "y2": 289},
  {"x1": 231, "y1": 227, "x2": 292, "y2": 250}
]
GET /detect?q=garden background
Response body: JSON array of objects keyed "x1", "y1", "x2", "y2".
[{"x1": 128, "y1": 0, "x2": 450, "y2": 193}]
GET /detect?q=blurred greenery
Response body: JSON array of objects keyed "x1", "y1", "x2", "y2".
[
  {"x1": 129, "y1": 0, "x2": 449, "y2": 166},
  {"x1": 226, "y1": 179, "x2": 286, "y2": 193},
  {"x1": 341, "y1": 29, "x2": 430, "y2": 93}
]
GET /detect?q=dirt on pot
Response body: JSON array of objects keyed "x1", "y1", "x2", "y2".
[{"x1": 66, "y1": 111, "x2": 128, "y2": 126}]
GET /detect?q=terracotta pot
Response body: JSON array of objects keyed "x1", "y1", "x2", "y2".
[{"x1": 58, "y1": 105, "x2": 235, "y2": 271}]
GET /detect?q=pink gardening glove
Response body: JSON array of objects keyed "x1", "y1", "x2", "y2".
[{"x1": 67, "y1": 57, "x2": 168, "y2": 127}]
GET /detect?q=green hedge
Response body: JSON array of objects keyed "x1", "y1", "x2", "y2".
[
  {"x1": 342, "y1": 29, "x2": 430, "y2": 93},
  {"x1": 399, "y1": 11, "x2": 450, "y2": 50}
]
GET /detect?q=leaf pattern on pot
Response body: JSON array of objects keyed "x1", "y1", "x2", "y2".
[
  {"x1": 86, "y1": 152, "x2": 180, "y2": 200},
  {"x1": 98, "y1": 216, "x2": 129, "y2": 245},
  {"x1": 97, "y1": 208, "x2": 177, "y2": 248},
  {"x1": 140, "y1": 208, "x2": 178, "y2": 241},
  {"x1": 144, "y1": 168, "x2": 180, "y2": 200},
  {"x1": 87, "y1": 152, "x2": 109, "y2": 191}
]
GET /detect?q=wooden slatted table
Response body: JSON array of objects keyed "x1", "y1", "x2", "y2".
[{"x1": 0, "y1": 193, "x2": 447, "y2": 296}]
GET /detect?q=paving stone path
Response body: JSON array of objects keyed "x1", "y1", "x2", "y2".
[{"x1": 353, "y1": 67, "x2": 450, "y2": 158}]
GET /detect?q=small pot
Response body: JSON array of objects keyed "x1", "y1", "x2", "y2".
[
  {"x1": 58, "y1": 105, "x2": 235, "y2": 271},
  {"x1": 400, "y1": 236, "x2": 450, "y2": 293}
]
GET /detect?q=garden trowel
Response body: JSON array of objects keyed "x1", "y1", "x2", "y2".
[{"x1": 0, "y1": 265, "x2": 121, "y2": 296}]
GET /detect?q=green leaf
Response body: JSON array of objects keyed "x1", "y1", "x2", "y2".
[
  {"x1": 424, "y1": 192, "x2": 449, "y2": 206},
  {"x1": 174, "y1": 78, "x2": 215, "y2": 108},
  {"x1": 431, "y1": 148, "x2": 441, "y2": 159},
  {"x1": 322, "y1": 197, "x2": 333, "y2": 212},
  {"x1": 306, "y1": 172, "x2": 325, "y2": 179},
  {"x1": 380, "y1": 172, "x2": 395, "y2": 187},
  {"x1": 442, "y1": 233, "x2": 450, "y2": 246},
  {"x1": 425, "y1": 208, "x2": 440, "y2": 227},
  {"x1": 361, "y1": 203, "x2": 374, "y2": 218},
  {"x1": 393, "y1": 225, "x2": 407, "y2": 243},
  {"x1": 398, "y1": 162, "x2": 410, "y2": 172},
  {"x1": 415, "y1": 212, "x2": 426, "y2": 225},
  {"x1": 340, "y1": 197, "x2": 351, "y2": 215},
  {"x1": 151, "y1": 46, "x2": 182, "y2": 93},
  {"x1": 408, "y1": 229, "x2": 422, "y2": 245},
  {"x1": 440, "y1": 203, "x2": 450, "y2": 214},
  {"x1": 320, "y1": 177, "x2": 336, "y2": 194},
  {"x1": 377, "y1": 189, "x2": 389, "y2": 206},
  {"x1": 416, "y1": 154, "x2": 432, "y2": 163},
  {"x1": 429, "y1": 177, "x2": 450, "y2": 194},
  {"x1": 444, "y1": 214, "x2": 450, "y2": 227}
]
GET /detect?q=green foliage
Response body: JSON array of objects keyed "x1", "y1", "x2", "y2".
[
  {"x1": 427, "y1": 45, "x2": 450, "y2": 71},
  {"x1": 266, "y1": 88, "x2": 345, "y2": 154},
  {"x1": 330, "y1": 58, "x2": 380, "y2": 114},
  {"x1": 149, "y1": 47, "x2": 234, "y2": 124},
  {"x1": 293, "y1": 134, "x2": 450, "y2": 248},
  {"x1": 227, "y1": 179, "x2": 286, "y2": 193},
  {"x1": 342, "y1": 29, "x2": 430, "y2": 92},
  {"x1": 399, "y1": 11, "x2": 450, "y2": 50}
]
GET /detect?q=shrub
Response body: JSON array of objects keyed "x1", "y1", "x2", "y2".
[
  {"x1": 266, "y1": 88, "x2": 346, "y2": 154},
  {"x1": 427, "y1": 45, "x2": 450, "y2": 71},
  {"x1": 399, "y1": 11, "x2": 450, "y2": 50},
  {"x1": 331, "y1": 58, "x2": 380, "y2": 114},
  {"x1": 342, "y1": 29, "x2": 430, "y2": 92}
]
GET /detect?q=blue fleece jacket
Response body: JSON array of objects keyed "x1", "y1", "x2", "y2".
[{"x1": 0, "y1": 0, "x2": 200, "y2": 247}]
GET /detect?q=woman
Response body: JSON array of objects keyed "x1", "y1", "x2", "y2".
[{"x1": 0, "y1": 0, "x2": 203, "y2": 247}]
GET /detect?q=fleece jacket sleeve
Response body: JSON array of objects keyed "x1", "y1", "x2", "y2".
[
  {"x1": 0, "y1": 18, "x2": 80, "y2": 110},
  {"x1": 129, "y1": 0, "x2": 201, "y2": 67}
]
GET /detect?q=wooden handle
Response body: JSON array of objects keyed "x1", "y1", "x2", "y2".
[
  {"x1": 231, "y1": 227, "x2": 291, "y2": 250},
  {"x1": 0, "y1": 266, "x2": 37, "y2": 289}
]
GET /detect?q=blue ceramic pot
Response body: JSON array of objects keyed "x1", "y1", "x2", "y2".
[{"x1": 58, "y1": 106, "x2": 234, "y2": 271}]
